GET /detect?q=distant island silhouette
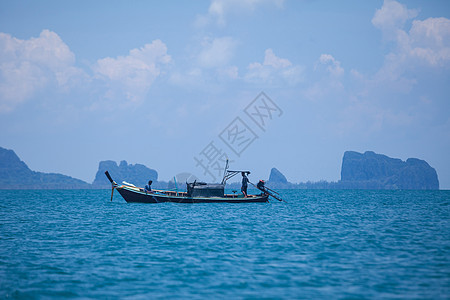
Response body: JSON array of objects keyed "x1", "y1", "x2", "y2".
[
  {"x1": 259, "y1": 151, "x2": 439, "y2": 190},
  {"x1": 92, "y1": 160, "x2": 158, "y2": 188},
  {"x1": 0, "y1": 147, "x2": 439, "y2": 190},
  {"x1": 0, "y1": 147, "x2": 90, "y2": 189}
]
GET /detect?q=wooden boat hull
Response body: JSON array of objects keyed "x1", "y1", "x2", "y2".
[{"x1": 116, "y1": 186, "x2": 269, "y2": 203}]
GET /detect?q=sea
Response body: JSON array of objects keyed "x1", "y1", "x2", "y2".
[{"x1": 0, "y1": 189, "x2": 449, "y2": 299}]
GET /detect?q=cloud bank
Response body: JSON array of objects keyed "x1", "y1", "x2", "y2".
[
  {"x1": 373, "y1": 0, "x2": 450, "y2": 86},
  {"x1": 246, "y1": 49, "x2": 303, "y2": 85},
  {"x1": 197, "y1": 0, "x2": 284, "y2": 26},
  {"x1": 0, "y1": 30, "x2": 85, "y2": 112},
  {"x1": 94, "y1": 40, "x2": 171, "y2": 102}
]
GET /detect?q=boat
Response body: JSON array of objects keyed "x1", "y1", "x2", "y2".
[
  {"x1": 104, "y1": 161, "x2": 282, "y2": 203},
  {"x1": 108, "y1": 182, "x2": 269, "y2": 203}
]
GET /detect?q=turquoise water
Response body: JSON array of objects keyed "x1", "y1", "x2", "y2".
[{"x1": 0, "y1": 189, "x2": 449, "y2": 299}]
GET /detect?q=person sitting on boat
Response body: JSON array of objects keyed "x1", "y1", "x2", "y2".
[
  {"x1": 257, "y1": 180, "x2": 266, "y2": 193},
  {"x1": 241, "y1": 172, "x2": 249, "y2": 197},
  {"x1": 144, "y1": 180, "x2": 153, "y2": 193}
]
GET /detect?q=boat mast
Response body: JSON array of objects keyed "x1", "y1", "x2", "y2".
[{"x1": 221, "y1": 159, "x2": 229, "y2": 185}]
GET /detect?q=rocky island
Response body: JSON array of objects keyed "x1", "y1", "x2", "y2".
[
  {"x1": 92, "y1": 160, "x2": 158, "y2": 188},
  {"x1": 339, "y1": 151, "x2": 439, "y2": 190},
  {"x1": 0, "y1": 147, "x2": 91, "y2": 189},
  {"x1": 268, "y1": 168, "x2": 288, "y2": 185},
  {"x1": 267, "y1": 151, "x2": 439, "y2": 190},
  {"x1": 0, "y1": 146, "x2": 440, "y2": 190}
]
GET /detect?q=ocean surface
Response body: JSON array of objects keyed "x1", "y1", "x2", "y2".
[{"x1": 0, "y1": 189, "x2": 449, "y2": 299}]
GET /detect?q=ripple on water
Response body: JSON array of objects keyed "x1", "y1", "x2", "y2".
[{"x1": 0, "y1": 189, "x2": 449, "y2": 298}]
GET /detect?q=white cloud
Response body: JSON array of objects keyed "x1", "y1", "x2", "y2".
[
  {"x1": 264, "y1": 48, "x2": 291, "y2": 68},
  {"x1": 317, "y1": 54, "x2": 344, "y2": 77},
  {"x1": 94, "y1": 40, "x2": 171, "y2": 102},
  {"x1": 197, "y1": 37, "x2": 237, "y2": 68},
  {"x1": 168, "y1": 37, "x2": 238, "y2": 88},
  {"x1": 372, "y1": 1, "x2": 450, "y2": 88},
  {"x1": 314, "y1": 1, "x2": 450, "y2": 139},
  {"x1": 245, "y1": 48, "x2": 303, "y2": 85},
  {"x1": 372, "y1": 0, "x2": 418, "y2": 35},
  {"x1": 303, "y1": 54, "x2": 346, "y2": 102},
  {"x1": 409, "y1": 17, "x2": 450, "y2": 66},
  {"x1": 197, "y1": 0, "x2": 284, "y2": 27},
  {"x1": 0, "y1": 30, "x2": 85, "y2": 112}
]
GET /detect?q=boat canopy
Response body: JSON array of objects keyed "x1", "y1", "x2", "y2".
[
  {"x1": 220, "y1": 159, "x2": 250, "y2": 184},
  {"x1": 187, "y1": 182, "x2": 224, "y2": 197}
]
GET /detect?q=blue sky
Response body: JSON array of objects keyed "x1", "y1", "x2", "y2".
[{"x1": 1, "y1": 0, "x2": 449, "y2": 188}]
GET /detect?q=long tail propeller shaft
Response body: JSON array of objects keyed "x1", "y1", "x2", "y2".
[
  {"x1": 250, "y1": 182, "x2": 284, "y2": 202},
  {"x1": 105, "y1": 171, "x2": 117, "y2": 202}
]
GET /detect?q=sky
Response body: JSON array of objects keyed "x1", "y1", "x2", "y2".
[{"x1": 1, "y1": 0, "x2": 449, "y2": 188}]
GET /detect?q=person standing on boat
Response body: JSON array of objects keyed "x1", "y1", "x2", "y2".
[
  {"x1": 241, "y1": 172, "x2": 249, "y2": 197},
  {"x1": 144, "y1": 180, "x2": 153, "y2": 193}
]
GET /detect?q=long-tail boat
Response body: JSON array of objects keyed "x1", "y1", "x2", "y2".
[{"x1": 104, "y1": 161, "x2": 282, "y2": 203}]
